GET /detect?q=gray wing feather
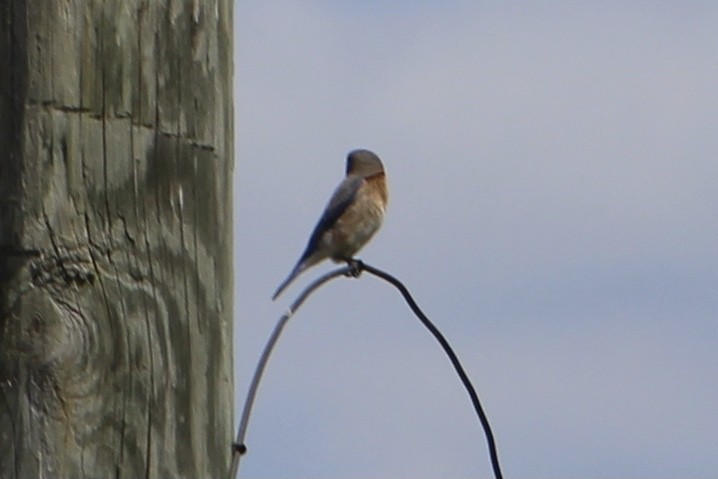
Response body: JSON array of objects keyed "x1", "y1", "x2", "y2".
[
  {"x1": 272, "y1": 176, "x2": 363, "y2": 300},
  {"x1": 299, "y1": 176, "x2": 362, "y2": 264}
]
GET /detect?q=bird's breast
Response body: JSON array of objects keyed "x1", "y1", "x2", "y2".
[{"x1": 325, "y1": 174, "x2": 387, "y2": 260}]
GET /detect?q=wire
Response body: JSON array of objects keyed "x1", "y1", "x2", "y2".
[
  {"x1": 359, "y1": 261, "x2": 504, "y2": 479},
  {"x1": 228, "y1": 266, "x2": 354, "y2": 479},
  {"x1": 229, "y1": 261, "x2": 504, "y2": 479}
]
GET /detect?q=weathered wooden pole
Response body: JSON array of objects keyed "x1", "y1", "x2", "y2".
[{"x1": 0, "y1": 1, "x2": 234, "y2": 477}]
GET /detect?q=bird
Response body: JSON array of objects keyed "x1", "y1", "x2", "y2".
[{"x1": 272, "y1": 149, "x2": 389, "y2": 300}]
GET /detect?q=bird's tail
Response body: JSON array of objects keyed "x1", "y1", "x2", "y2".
[{"x1": 271, "y1": 263, "x2": 305, "y2": 301}]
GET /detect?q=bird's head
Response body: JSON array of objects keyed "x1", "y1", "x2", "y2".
[{"x1": 346, "y1": 149, "x2": 384, "y2": 178}]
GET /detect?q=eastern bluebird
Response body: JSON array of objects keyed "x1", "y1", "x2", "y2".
[{"x1": 272, "y1": 149, "x2": 389, "y2": 300}]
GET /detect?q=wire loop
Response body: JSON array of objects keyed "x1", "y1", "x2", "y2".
[{"x1": 229, "y1": 261, "x2": 504, "y2": 479}]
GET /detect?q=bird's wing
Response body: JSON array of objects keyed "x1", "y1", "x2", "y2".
[
  {"x1": 273, "y1": 176, "x2": 363, "y2": 300},
  {"x1": 299, "y1": 176, "x2": 363, "y2": 264}
]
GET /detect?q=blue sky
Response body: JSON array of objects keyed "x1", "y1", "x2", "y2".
[{"x1": 233, "y1": 2, "x2": 718, "y2": 478}]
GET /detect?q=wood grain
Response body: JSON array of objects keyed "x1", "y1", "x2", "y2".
[{"x1": 0, "y1": 1, "x2": 234, "y2": 477}]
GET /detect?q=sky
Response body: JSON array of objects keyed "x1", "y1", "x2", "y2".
[{"x1": 233, "y1": 2, "x2": 718, "y2": 478}]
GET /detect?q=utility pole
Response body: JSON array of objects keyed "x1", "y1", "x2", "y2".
[{"x1": 0, "y1": 1, "x2": 234, "y2": 477}]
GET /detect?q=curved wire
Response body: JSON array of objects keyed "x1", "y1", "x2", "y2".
[
  {"x1": 228, "y1": 266, "x2": 354, "y2": 479},
  {"x1": 229, "y1": 261, "x2": 504, "y2": 479},
  {"x1": 359, "y1": 261, "x2": 504, "y2": 479}
]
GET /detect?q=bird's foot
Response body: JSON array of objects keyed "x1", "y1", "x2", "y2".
[{"x1": 345, "y1": 258, "x2": 364, "y2": 278}]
